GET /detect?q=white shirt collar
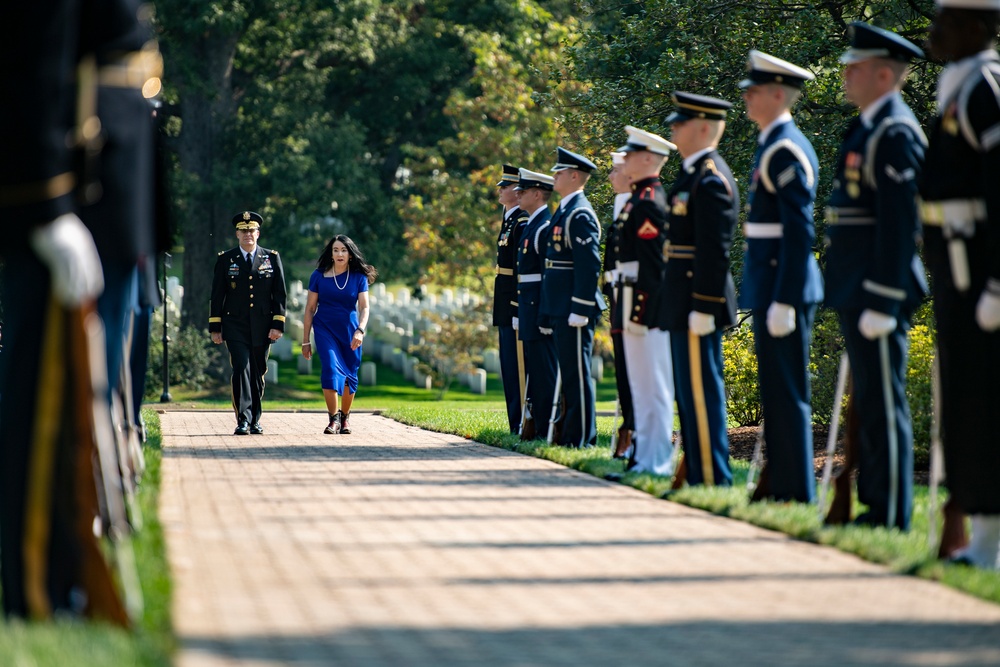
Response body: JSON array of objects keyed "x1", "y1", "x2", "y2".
[
  {"x1": 527, "y1": 203, "x2": 549, "y2": 223},
  {"x1": 558, "y1": 189, "x2": 585, "y2": 210},
  {"x1": 613, "y1": 192, "x2": 631, "y2": 220},
  {"x1": 758, "y1": 112, "x2": 793, "y2": 145},
  {"x1": 503, "y1": 206, "x2": 519, "y2": 220},
  {"x1": 860, "y1": 90, "x2": 898, "y2": 129},
  {"x1": 682, "y1": 147, "x2": 715, "y2": 172}
]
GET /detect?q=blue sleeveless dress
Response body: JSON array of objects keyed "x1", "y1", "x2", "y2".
[{"x1": 308, "y1": 269, "x2": 368, "y2": 394}]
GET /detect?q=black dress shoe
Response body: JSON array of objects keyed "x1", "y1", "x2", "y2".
[
  {"x1": 250, "y1": 422, "x2": 264, "y2": 435},
  {"x1": 234, "y1": 422, "x2": 250, "y2": 436}
]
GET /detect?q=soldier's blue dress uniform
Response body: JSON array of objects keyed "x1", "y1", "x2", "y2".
[
  {"x1": 919, "y1": 46, "x2": 1000, "y2": 517},
  {"x1": 824, "y1": 24, "x2": 927, "y2": 530},
  {"x1": 540, "y1": 148, "x2": 606, "y2": 447},
  {"x1": 493, "y1": 164, "x2": 528, "y2": 433},
  {"x1": 515, "y1": 169, "x2": 558, "y2": 436},
  {"x1": 663, "y1": 93, "x2": 739, "y2": 487},
  {"x1": 603, "y1": 185, "x2": 635, "y2": 454},
  {"x1": 209, "y1": 213, "x2": 288, "y2": 433},
  {"x1": 738, "y1": 51, "x2": 823, "y2": 503}
]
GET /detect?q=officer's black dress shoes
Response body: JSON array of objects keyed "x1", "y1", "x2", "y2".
[
  {"x1": 234, "y1": 421, "x2": 250, "y2": 436},
  {"x1": 250, "y1": 422, "x2": 264, "y2": 435}
]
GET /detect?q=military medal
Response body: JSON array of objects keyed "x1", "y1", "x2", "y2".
[
  {"x1": 672, "y1": 192, "x2": 689, "y2": 216},
  {"x1": 845, "y1": 152, "x2": 862, "y2": 198},
  {"x1": 943, "y1": 104, "x2": 959, "y2": 136}
]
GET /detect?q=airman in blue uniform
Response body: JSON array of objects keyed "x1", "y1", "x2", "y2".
[
  {"x1": 738, "y1": 50, "x2": 823, "y2": 503},
  {"x1": 617, "y1": 127, "x2": 679, "y2": 475},
  {"x1": 824, "y1": 23, "x2": 927, "y2": 530},
  {"x1": 664, "y1": 92, "x2": 740, "y2": 487},
  {"x1": 493, "y1": 164, "x2": 529, "y2": 433},
  {"x1": 540, "y1": 147, "x2": 606, "y2": 448},
  {"x1": 209, "y1": 212, "x2": 288, "y2": 435},
  {"x1": 921, "y1": 0, "x2": 1000, "y2": 567},
  {"x1": 515, "y1": 169, "x2": 558, "y2": 440}
]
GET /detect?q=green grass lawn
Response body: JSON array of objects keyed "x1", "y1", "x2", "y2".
[{"x1": 0, "y1": 408, "x2": 174, "y2": 666}]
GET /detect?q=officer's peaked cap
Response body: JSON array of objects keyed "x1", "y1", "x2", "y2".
[
  {"x1": 610, "y1": 151, "x2": 626, "y2": 166},
  {"x1": 739, "y1": 50, "x2": 815, "y2": 89},
  {"x1": 840, "y1": 22, "x2": 924, "y2": 64},
  {"x1": 232, "y1": 211, "x2": 263, "y2": 230},
  {"x1": 515, "y1": 168, "x2": 554, "y2": 191},
  {"x1": 666, "y1": 92, "x2": 734, "y2": 124},
  {"x1": 617, "y1": 126, "x2": 677, "y2": 156},
  {"x1": 550, "y1": 146, "x2": 597, "y2": 174},
  {"x1": 497, "y1": 164, "x2": 520, "y2": 187}
]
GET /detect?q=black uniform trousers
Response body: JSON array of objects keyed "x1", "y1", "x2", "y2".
[
  {"x1": 670, "y1": 329, "x2": 732, "y2": 486},
  {"x1": 611, "y1": 330, "x2": 634, "y2": 431},
  {"x1": 752, "y1": 304, "x2": 817, "y2": 502},
  {"x1": 553, "y1": 321, "x2": 597, "y2": 447},
  {"x1": 523, "y1": 334, "x2": 557, "y2": 437},
  {"x1": 0, "y1": 253, "x2": 82, "y2": 617},
  {"x1": 227, "y1": 333, "x2": 270, "y2": 426},
  {"x1": 498, "y1": 324, "x2": 521, "y2": 432},
  {"x1": 838, "y1": 309, "x2": 914, "y2": 530}
]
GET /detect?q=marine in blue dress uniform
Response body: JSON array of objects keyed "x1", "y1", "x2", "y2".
[
  {"x1": 920, "y1": 0, "x2": 1000, "y2": 567},
  {"x1": 540, "y1": 148, "x2": 606, "y2": 447},
  {"x1": 604, "y1": 152, "x2": 636, "y2": 457},
  {"x1": 209, "y1": 212, "x2": 288, "y2": 435},
  {"x1": 515, "y1": 169, "x2": 558, "y2": 439},
  {"x1": 617, "y1": 128, "x2": 678, "y2": 475},
  {"x1": 493, "y1": 164, "x2": 529, "y2": 433},
  {"x1": 823, "y1": 23, "x2": 927, "y2": 530},
  {"x1": 664, "y1": 92, "x2": 740, "y2": 487},
  {"x1": 738, "y1": 51, "x2": 823, "y2": 503}
]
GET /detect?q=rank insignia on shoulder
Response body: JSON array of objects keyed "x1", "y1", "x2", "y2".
[
  {"x1": 637, "y1": 219, "x2": 658, "y2": 239},
  {"x1": 218, "y1": 250, "x2": 225, "y2": 256},
  {"x1": 639, "y1": 186, "x2": 654, "y2": 201}
]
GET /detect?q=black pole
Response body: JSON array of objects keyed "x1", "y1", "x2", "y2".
[{"x1": 160, "y1": 251, "x2": 172, "y2": 402}]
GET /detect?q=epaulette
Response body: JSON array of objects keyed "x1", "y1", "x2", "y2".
[
  {"x1": 639, "y1": 186, "x2": 654, "y2": 201},
  {"x1": 701, "y1": 158, "x2": 732, "y2": 198},
  {"x1": 272, "y1": 250, "x2": 279, "y2": 255}
]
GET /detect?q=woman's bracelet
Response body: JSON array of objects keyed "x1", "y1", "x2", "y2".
[
  {"x1": 355, "y1": 327, "x2": 365, "y2": 335},
  {"x1": 302, "y1": 342, "x2": 311, "y2": 347}
]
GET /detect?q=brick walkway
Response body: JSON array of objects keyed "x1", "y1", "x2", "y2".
[{"x1": 160, "y1": 411, "x2": 1000, "y2": 667}]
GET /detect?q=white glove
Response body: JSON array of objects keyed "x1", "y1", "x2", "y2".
[
  {"x1": 512, "y1": 316, "x2": 519, "y2": 331},
  {"x1": 976, "y1": 291, "x2": 1000, "y2": 332},
  {"x1": 688, "y1": 311, "x2": 716, "y2": 336},
  {"x1": 539, "y1": 327, "x2": 553, "y2": 335},
  {"x1": 617, "y1": 260, "x2": 639, "y2": 282},
  {"x1": 568, "y1": 313, "x2": 589, "y2": 327},
  {"x1": 858, "y1": 309, "x2": 897, "y2": 340},
  {"x1": 766, "y1": 302, "x2": 796, "y2": 338},
  {"x1": 30, "y1": 213, "x2": 104, "y2": 306}
]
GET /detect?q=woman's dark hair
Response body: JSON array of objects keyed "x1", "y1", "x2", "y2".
[{"x1": 316, "y1": 234, "x2": 378, "y2": 284}]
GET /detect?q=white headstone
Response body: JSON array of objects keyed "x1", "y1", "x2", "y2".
[
  {"x1": 360, "y1": 361, "x2": 377, "y2": 386},
  {"x1": 266, "y1": 358, "x2": 279, "y2": 384},
  {"x1": 470, "y1": 368, "x2": 487, "y2": 395},
  {"x1": 272, "y1": 337, "x2": 293, "y2": 361},
  {"x1": 483, "y1": 349, "x2": 500, "y2": 374},
  {"x1": 591, "y1": 355, "x2": 604, "y2": 383},
  {"x1": 297, "y1": 353, "x2": 312, "y2": 375}
]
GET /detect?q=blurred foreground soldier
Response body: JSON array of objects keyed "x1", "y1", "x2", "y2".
[
  {"x1": 664, "y1": 92, "x2": 739, "y2": 487},
  {"x1": 604, "y1": 152, "x2": 635, "y2": 458},
  {"x1": 739, "y1": 50, "x2": 823, "y2": 503},
  {"x1": 824, "y1": 23, "x2": 927, "y2": 530},
  {"x1": 617, "y1": 127, "x2": 678, "y2": 475},
  {"x1": 1, "y1": 2, "x2": 133, "y2": 624},
  {"x1": 920, "y1": 0, "x2": 1000, "y2": 567},
  {"x1": 493, "y1": 164, "x2": 527, "y2": 433},
  {"x1": 540, "y1": 147, "x2": 606, "y2": 448},
  {"x1": 209, "y1": 212, "x2": 287, "y2": 435},
  {"x1": 515, "y1": 169, "x2": 558, "y2": 440}
]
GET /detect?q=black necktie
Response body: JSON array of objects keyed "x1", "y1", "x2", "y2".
[{"x1": 245, "y1": 252, "x2": 253, "y2": 270}]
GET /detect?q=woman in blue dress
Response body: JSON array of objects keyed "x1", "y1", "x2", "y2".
[{"x1": 302, "y1": 235, "x2": 377, "y2": 434}]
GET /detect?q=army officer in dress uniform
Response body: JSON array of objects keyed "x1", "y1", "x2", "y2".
[
  {"x1": 617, "y1": 127, "x2": 678, "y2": 475},
  {"x1": 494, "y1": 164, "x2": 528, "y2": 433},
  {"x1": 539, "y1": 147, "x2": 606, "y2": 448},
  {"x1": 209, "y1": 212, "x2": 288, "y2": 435},
  {"x1": 664, "y1": 92, "x2": 740, "y2": 488},
  {"x1": 824, "y1": 23, "x2": 927, "y2": 530},
  {"x1": 920, "y1": 0, "x2": 1000, "y2": 568},
  {"x1": 604, "y1": 151, "x2": 636, "y2": 458},
  {"x1": 515, "y1": 169, "x2": 558, "y2": 439},
  {"x1": 738, "y1": 50, "x2": 823, "y2": 503}
]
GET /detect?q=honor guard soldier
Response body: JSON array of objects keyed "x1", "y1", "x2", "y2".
[
  {"x1": 739, "y1": 50, "x2": 823, "y2": 503},
  {"x1": 540, "y1": 147, "x2": 606, "y2": 448},
  {"x1": 210, "y1": 212, "x2": 288, "y2": 435},
  {"x1": 494, "y1": 164, "x2": 529, "y2": 433},
  {"x1": 664, "y1": 92, "x2": 740, "y2": 487},
  {"x1": 604, "y1": 152, "x2": 636, "y2": 458},
  {"x1": 617, "y1": 127, "x2": 679, "y2": 475},
  {"x1": 824, "y1": 24, "x2": 927, "y2": 530},
  {"x1": 921, "y1": 0, "x2": 1000, "y2": 568},
  {"x1": 515, "y1": 169, "x2": 559, "y2": 440}
]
